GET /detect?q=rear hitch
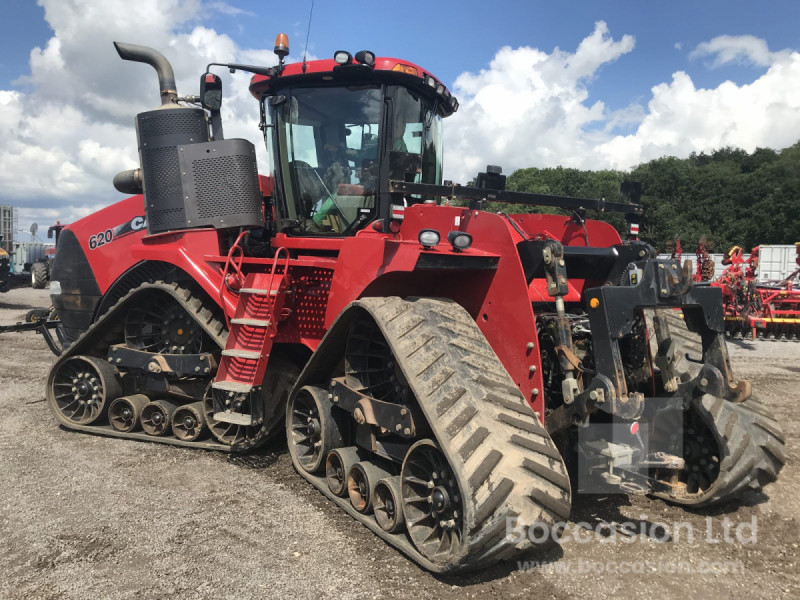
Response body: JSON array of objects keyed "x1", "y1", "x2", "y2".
[
  {"x1": 584, "y1": 258, "x2": 748, "y2": 413},
  {"x1": 0, "y1": 313, "x2": 64, "y2": 356}
]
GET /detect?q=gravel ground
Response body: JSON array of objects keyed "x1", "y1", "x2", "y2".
[{"x1": 1, "y1": 286, "x2": 798, "y2": 600}]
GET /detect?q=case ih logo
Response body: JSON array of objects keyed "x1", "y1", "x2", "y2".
[{"x1": 88, "y1": 216, "x2": 146, "y2": 250}]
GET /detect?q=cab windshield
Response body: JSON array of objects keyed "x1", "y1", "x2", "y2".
[{"x1": 267, "y1": 84, "x2": 443, "y2": 235}]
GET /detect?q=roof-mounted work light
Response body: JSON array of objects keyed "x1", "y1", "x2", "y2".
[
  {"x1": 334, "y1": 50, "x2": 353, "y2": 64},
  {"x1": 354, "y1": 50, "x2": 375, "y2": 66}
]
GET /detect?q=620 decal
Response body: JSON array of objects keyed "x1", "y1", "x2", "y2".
[
  {"x1": 87, "y1": 216, "x2": 146, "y2": 250},
  {"x1": 88, "y1": 229, "x2": 113, "y2": 249}
]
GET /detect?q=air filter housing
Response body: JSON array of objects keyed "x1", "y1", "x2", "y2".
[{"x1": 136, "y1": 106, "x2": 264, "y2": 234}]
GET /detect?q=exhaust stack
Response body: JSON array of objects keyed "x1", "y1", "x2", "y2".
[
  {"x1": 111, "y1": 41, "x2": 264, "y2": 235},
  {"x1": 113, "y1": 42, "x2": 178, "y2": 105}
]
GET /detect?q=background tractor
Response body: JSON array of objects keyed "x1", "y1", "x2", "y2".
[
  {"x1": 44, "y1": 36, "x2": 784, "y2": 572},
  {"x1": 30, "y1": 223, "x2": 66, "y2": 289}
]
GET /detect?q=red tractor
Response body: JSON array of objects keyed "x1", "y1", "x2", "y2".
[{"x1": 45, "y1": 37, "x2": 784, "y2": 572}]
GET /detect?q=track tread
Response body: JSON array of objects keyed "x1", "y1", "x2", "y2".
[
  {"x1": 46, "y1": 281, "x2": 237, "y2": 448},
  {"x1": 355, "y1": 296, "x2": 571, "y2": 571},
  {"x1": 472, "y1": 478, "x2": 515, "y2": 530},
  {"x1": 654, "y1": 311, "x2": 786, "y2": 507},
  {"x1": 468, "y1": 449, "x2": 504, "y2": 490},
  {"x1": 459, "y1": 427, "x2": 490, "y2": 461}
]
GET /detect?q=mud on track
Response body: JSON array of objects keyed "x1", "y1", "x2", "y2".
[{"x1": 1, "y1": 287, "x2": 798, "y2": 599}]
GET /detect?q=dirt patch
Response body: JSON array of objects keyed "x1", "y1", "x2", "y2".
[{"x1": 1, "y1": 287, "x2": 798, "y2": 599}]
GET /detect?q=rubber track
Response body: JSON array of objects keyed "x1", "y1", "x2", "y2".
[
  {"x1": 653, "y1": 311, "x2": 786, "y2": 506},
  {"x1": 46, "y1": 281, "x2": 231, "y2": 451},
  {"x1": 293, "y1": 297, "x2": 571, "y2": 572}
]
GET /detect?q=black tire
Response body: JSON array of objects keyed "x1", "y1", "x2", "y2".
[{"x1": 31, "y1": 262, "x2": 48, "y2": 289}]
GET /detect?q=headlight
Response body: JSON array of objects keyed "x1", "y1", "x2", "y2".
[
  {"x1": 447, "y1": 231, "x2": 472, "y2": 251},
  {"x1": 418, "y1": 229, "x2": 440, "y2": 249}
]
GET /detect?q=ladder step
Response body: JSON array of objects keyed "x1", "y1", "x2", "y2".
[
  {"x1": 221, "y1": 349, "x2": 262, "y2": 360},
  {"x1": 212, "y1": 380, "x2": 253, "y2": 393},
  {"x1": 240, "y1": 288, "x2": 280, "y2": 296},
  {"x1": 213, "y1": 410, "x2": 254, "y2": 426},
  {"x1": 230, "y1": 318, "x2": 272, "y2": 327}
]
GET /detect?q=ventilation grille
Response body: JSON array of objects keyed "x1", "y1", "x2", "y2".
[
  {"x1": 150, "y1": 207, "x2": 186, "y2": 230},
  {"x1": 142, "y1": 147, "x2": 185, "y2": 231},
  {"x1": 192, "y1": 154, "x2": 262, "y2": 220},
  {"x1": 138, "y1": 109, "x2": 206, "y2": 139}
]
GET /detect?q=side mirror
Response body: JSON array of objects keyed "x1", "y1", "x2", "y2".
[
  {"x1": 200, "y1": 73, "x2": 222, "y2": 111},
  {"x1": 47, "y1": 229, "x2": 53, "y2": 239}
]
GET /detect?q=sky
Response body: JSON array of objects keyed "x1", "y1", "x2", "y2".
[{"x1": 1, "y1": 0, "x2": 800, "y2": 237}]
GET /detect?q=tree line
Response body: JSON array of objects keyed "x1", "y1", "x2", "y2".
[{"x1": 496, "y1": 142, "x2": 800, "y2": 253}]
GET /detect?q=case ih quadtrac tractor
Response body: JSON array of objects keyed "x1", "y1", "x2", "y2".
[{"x1": 46, "y1": 36, "x2": 784, "y2": 572}]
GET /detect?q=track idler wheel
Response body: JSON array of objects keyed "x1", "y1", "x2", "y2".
[
  {"x1": 401, "y1": 439, "x2": 463, "y2": 562},
  {"x1": 347, "y1": 460, "x2": 394, "y2": 514},
  {"x1": 373, "y1": 476, "x2": 405, "y2": 533},
  {"x1": 50, "y1": 355, "x2": 122, "y2": 425},
  {"x1": 172, "y1": 402, "x2": 206, "y2": 441},
  {"x1": 108, "y1": 394, "x2": 149, "y2": 433},
  {"x1": 287, "y1": 386, "x2": 345, "y2": 474},
  {"x1": 141, "y1": 400, "x2": 179, "y2": 436}
]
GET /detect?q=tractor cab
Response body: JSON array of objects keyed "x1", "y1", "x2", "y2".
[{"x1": 242, "y1": 36, "x2": 456, "y2": 237}]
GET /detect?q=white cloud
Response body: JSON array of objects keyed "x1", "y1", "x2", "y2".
[
  {"x1": 207, "y1": 2, "x2": 255, "y2": 17},
  {"x1": 2, "y1": 10, "x2": 800, "y2": 237},
  {"x1": 445, "y1": 21, "x2": 634, "y2": 181},
  {"x1": 689, "y1": 34, "x2": 790, "y2": 68},
  {"x1": 0, "y1": 0, "x2": 282, "y2": 235},
  {"x1": 444, "y1": 25, "x2": 800, "y2": 182}
]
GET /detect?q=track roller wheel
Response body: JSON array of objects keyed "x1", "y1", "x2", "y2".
[
  {"x1": 108, "y1": 394, "x2": 149, "y2": 433},
  {"x1": 373, "y1": 476, "x2": 405, "y2": 533},
  {"x1": 347, "y1": 460, "x2": 393, "y2": 513},
  {"x1": 287, "y1": 386, "x2": 344, "y2": 473},
  {"x1": 401, "y1": 439, "x2": 463, "y2": 563},
  {"x1": 141, "y1": 400, "x2": 179, "y2": 436},
  {"x1": 50, "y1": 356, "x2": 121, "y2": 425},
  {"x1": 172, "y1": 402, "x2": 206, "y2": 441},
  {"x1": 326, "y1": 447, "x2": 364, "y2": 497}
]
